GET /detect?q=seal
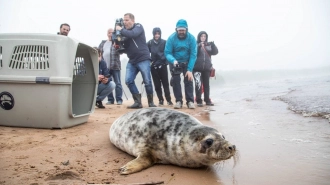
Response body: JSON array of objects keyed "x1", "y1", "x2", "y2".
[{"x1": 109, "y1": 107, "x2": 237, "y2": 175}]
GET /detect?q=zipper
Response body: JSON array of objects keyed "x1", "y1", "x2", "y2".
[
  {"x1": 203, "y1": 48, "x2": 206, "y2": 70},
  {"x1": 132, "y1": 38, "x2": 138, "y2": 48}
]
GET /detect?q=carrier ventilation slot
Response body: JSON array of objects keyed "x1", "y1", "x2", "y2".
[
  {"x1": 0, "y1": 46, "x2": 2, "y2": 68},
  {"x1": 9, "y1": 45, "x2": 49, "y2": 70},
  {"x1": 73, "y1": 57, "x2": 86, "y2": 76}
]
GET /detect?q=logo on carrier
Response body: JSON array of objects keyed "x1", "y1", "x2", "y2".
[{"x1": 0, "y1": 92, "x2": 15, "y2": 110}]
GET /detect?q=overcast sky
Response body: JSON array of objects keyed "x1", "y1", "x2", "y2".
[{"x1": 0, "y1": 0, "x2": 329, "y2": 70}]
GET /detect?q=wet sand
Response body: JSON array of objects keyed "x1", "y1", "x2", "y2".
[{"x1": 210, "y1": 98, "x2": 330, "y2": 185}]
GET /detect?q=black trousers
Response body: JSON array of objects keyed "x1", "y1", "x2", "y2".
[
  {"x1": 171, "y1": 63, "x2": 194, "y2": 104},
  {"x1": 193, "y1": 70, "x2": 211, "y2": 103},
  {"x1": 151, "y1": 65, "x2": 172, "y2": 102}
]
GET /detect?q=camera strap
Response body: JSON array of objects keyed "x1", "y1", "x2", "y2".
[{"x1": 202, "y1": 45, "x2": 211, "y2": 59}]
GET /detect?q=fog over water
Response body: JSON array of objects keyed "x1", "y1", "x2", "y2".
[{"x1": 1, "y1": 0, "x2": 329, "y2": 71}]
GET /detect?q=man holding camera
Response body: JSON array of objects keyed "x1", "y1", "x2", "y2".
[
  {"x1": 115, "y1": 13, "x2": 156, "y2": 108},
  {"x1": 164, "y1": 19, "x2": 197, "y2": 109}
]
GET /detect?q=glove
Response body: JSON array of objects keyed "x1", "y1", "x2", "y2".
[{"x1": 210, "y1": 41, "x2": 215, "y2": 47}]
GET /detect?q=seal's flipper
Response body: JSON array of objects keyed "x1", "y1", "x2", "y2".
[{"x1": 120, "y1": 154, "x2": 155, "y2": 175}]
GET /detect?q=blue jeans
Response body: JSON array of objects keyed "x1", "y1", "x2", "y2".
[
  {"x1": 97, "y1": 81, "x2": 116, "y2": 102},
  {"x1": 107, "y1": 70, "x2": 123, "y2": 103},
  {"x1": 125, "y1": 60, "x2": 153, "y2": 95}
]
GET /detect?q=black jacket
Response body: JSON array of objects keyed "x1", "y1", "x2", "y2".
[
  {"x1": 193, "y1": 31, "x2": 218, "y2": 72},
  {"x1": 147, "y1": 27, "x2": 167, "y2": 67},
  {"x1": 121, "y1": 23, "x2": 151, "y2": 64}
]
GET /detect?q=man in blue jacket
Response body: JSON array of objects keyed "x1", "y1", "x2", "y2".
[
  {"x1": 115, "y1": 13, "x2": 156, "y2": 108},
  {"x1": 164, "y1": 19, "x2": 197, "y2": 109}
]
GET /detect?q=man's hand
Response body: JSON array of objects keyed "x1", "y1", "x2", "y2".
[
  {"x1": 116, "y1": 25, "x2": 122, "y2": 31},
  {"x1": 173, "y1": 60, "x2": 178, "y2": 66},
  {"x1": 185, "y1": 71, "x2": 193, "y2": 81},
  {"x1": 101, "y1": 77, "x2": 109, "y2": 84},
  {"x1": 98, "y1": 75, "x2": 104, "y2": 81}
]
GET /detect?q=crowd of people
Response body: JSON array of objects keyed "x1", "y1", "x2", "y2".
[{"x1": 57, "y1": 12, "x2": 218, "y2": 109}]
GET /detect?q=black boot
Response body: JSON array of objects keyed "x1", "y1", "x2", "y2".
[
  {"x1": 127, "y1": 94, "x2": 142, "y2": 109},
  {"x1": 147, "y1": 94, "x2": 157, "y2": 107},
  {"x1": 96, "y1": 101, "x2": 105, "y2": 108}
]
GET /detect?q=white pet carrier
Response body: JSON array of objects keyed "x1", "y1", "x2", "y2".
[{"x1": 0, "y1": 33, "x2": 98, "y2": 128}]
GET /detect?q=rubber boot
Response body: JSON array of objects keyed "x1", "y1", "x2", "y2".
[
  {"x1": 127, "y1": 94, "x2": 142, "y2": 109},
  {"x1": 147, "y1": 94, "x2": 157, "y2": 107}
]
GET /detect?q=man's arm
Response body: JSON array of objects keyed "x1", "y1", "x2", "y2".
[
  {"x1": 187, "y1": 36, "x2": 197, "y2": 72},
  {"x1": 100, "y1": 60, "x2": 110, "y2": 77},
  {"x1": 164, "y1": 36, "x2": 177, "y2": 65},
  {"x1": 120, "y1": 23, "x2": 144, "y2": 39},
  {"x1": 159, "y1": 40, "x2": 167, "y2": 63},
  {"x1": 98, "y1": 40, "x2": 106, "y2": 56}
]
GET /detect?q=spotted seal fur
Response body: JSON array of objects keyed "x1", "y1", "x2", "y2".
[{"x1": 109, "y1": 107, "x2": 237, "y2": 175}]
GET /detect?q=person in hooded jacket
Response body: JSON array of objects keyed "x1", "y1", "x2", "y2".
[
  {"x1": 115, "y1": 13, "x2": 156, "y2": 108},
  {"x1": 193, "y1": 31, "x2": 218, "y2": 106},
  {"x1": 164, "y1": 19, "x2": 197, "y2": 109},
  {"x1": 147, "y1": 27, "x2": 173, "y2": 106}
]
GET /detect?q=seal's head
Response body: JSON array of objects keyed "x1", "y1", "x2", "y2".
[{"x1": 189, "y1": 126, "x2": 237, "y2": 166}]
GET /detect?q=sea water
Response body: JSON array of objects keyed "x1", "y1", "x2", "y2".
[{"x1": 207, "y1": 68, "x2": 330, "y2": 185}]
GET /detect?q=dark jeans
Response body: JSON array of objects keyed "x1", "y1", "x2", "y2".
[
  {"x1": 193, "y1": 70, "x2": 211, "y2": 103},
  {"x1": 171, "y1": 62, "x2": 194, "y2": 104},
  {"x1": 151, "y1": 65, "x2": 171, "y2": 102},
  {"x1": 107, "y1": 69, "x2": 123, "y2": 103}
]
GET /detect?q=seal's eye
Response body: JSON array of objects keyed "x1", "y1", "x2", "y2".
[
  {"x1": 205, "y1": 139, "x2": 213, "y2": 146},
  {"x1": 222, "y1": 135, "x2": 225, "y2": 139}
]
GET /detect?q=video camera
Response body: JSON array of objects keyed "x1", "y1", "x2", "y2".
[
  {"x1": 112, "y1": 18, "x2": 126, "y2": 53},
  {"x1": 171, "y1": 64, "x2": 182, "y2": 76}
]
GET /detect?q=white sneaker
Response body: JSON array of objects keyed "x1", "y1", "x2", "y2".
[
  {"x1": 187, "y1": 102, "x2": 195, "y2": 109},
  {"x1": 174, "y1": 101, "x2": 182, "y2": 109}
]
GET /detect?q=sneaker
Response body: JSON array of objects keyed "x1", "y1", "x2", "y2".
[
  {"x1": 205, "y1": 102, "x2": 214, "y2": 106},
  {"x1": 187, "y1": 102, "x2": 195, "y2": 109},
  {"x1": 197, "y1": 102, "x2": 203, "y2": 107},
  {"x1": 117, "y1": 101, "x2": 122, "y2": 105},
  {"x1": 174, "y1": 101, "x2": 182, "y2": 109},
  {"x1": 96, "y1": 101, "x2": 105, "y2": 108},
  {"x1": 159, "y1": 100, "x2": 164, "y2": 106},
  {"x1": 167, "y1": 101, "x2": 173, "y2": 106},
  {"x1": 106, "y1": 101, "x2": 114, "y2": 105}
]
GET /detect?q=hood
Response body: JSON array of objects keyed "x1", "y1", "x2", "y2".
[
  {"x1": 197, "y1": 31, "x2": 208, "y2": 43},
  {"x1": 152, "y1": 27, "x2": 162, "y2": 39},
  {"x1": 176, "y1": 19, "x2": 188, "y2": 29}
]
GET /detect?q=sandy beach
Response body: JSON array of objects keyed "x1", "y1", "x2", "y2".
[{"x1": 0, "y1": 97, "x2": 225, "y2": 185}]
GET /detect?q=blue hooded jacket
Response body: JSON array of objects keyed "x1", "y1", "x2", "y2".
[{"x1": 164, "y1": 19, "x2": 197, "y2": 72}]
